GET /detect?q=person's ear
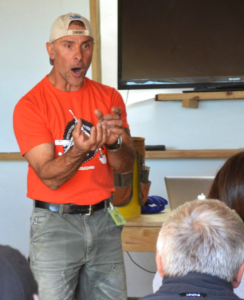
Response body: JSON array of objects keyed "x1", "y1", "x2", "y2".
[
  {"x1": 46, "y1": 42, "x2": 55, "y2": 60},
  {"x1": 156, "y1": 250, "x2": 164, "y2": 278},
  {"x1": 232, "y1": 262, "x2": 244, "y2": 288}
]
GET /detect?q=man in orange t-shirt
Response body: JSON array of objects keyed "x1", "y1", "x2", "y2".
[{"x1": 13, "y1": 12, "x2": 135, "y2": 300}]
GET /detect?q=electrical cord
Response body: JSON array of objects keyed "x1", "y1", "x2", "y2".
[{"x1": 126, "y1": 252, "x2": 156, "y2": 274}]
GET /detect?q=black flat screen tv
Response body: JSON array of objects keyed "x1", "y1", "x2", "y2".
[{"x1": 118, "y1": 0, "x2": 244, "y2": 91}]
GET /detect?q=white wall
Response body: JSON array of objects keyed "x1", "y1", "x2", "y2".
[
  {"x1": 0, "y1": 0, "x2": 91, "y2": 152},
  {"x1": 0, "y1": 161, "x2": 31, "y2": 255},
  {"x1": 100, "y1": 0, "x2": 244, "y2": 297}
]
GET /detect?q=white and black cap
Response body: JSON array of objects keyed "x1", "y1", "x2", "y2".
[{"x1": 49, "y1": 12, "x2": 94, "y2": 43}]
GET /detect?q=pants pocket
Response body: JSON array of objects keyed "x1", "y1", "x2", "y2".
[{"x1": 30, "y1": 208, "x2": 51, "y2": 242}]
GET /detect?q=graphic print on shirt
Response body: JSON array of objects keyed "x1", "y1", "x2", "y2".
[{"x1": 54, "y1": 110, "x2": 107, "y2": 167}]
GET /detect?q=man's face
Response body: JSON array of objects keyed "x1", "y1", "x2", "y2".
[{"x1": 48, "y1": 23, "x2": 94, "y2": 90}]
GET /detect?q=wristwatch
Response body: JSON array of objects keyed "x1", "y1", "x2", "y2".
[{"x1": 105, "y1": 136, "x2": 122, "y2": 152}]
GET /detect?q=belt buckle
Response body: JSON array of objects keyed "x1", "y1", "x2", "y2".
[{"x1": 86, "y1": 205, "x2": 93, "y2": 216}]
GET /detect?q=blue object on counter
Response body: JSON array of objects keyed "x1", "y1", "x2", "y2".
[{"x1": 141, "y1": 196, "x2": 168, "y2": 214}]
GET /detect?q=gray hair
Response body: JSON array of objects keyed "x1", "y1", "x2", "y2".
[{"x1": 157, "y1": 199, "x2": 244, "y2": 282}]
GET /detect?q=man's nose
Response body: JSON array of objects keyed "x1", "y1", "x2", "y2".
[{"x1": 74, "y1": 47, "x2": 82, "y2": 61}]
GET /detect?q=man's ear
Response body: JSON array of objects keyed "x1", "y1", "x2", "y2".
[
  {"x1": 156, "y1": 250, "x2": 164, "y2": 278},
  {"x1": 232, "y1": 262, "x2": 244, "y2": 288},
  {"x1": 46, "y1": 42, "x2": 55, "y2": 60}
]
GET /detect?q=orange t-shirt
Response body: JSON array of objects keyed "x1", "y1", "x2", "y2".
[{"x1": 13, "y1": 76, "x2": 129, "y2": 205}]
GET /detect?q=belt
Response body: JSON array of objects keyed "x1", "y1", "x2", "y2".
[{"x1": 35, "y1": 199, "x2": 110, "y2": 215}]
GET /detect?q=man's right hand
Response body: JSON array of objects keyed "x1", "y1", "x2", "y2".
[{"x1": 72, "y1": 119, "x2": 111, "y2": 153}]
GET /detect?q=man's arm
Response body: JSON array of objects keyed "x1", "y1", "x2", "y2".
[{"x1": 24, "y1": 120, "x2": 110, "y2": 190}]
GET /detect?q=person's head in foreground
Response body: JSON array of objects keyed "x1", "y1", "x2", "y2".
[
  {"x1": 0, "y1": 245, "x2": 38, "y2": 300},
  {"x1": 141, "y1": 199, "x2": 244, "y2": 300},
  {"x1": 208, "y1": 151, "x2": 244, "y2": 221}
]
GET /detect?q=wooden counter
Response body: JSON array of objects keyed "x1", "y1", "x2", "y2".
[{"x1": 122, "y1": 209, "x2": 171, "y2": 252}]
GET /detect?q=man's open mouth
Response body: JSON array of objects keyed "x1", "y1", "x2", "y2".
[{"x1": 71, "y1": 68, "x2": 82, "y2": 75}]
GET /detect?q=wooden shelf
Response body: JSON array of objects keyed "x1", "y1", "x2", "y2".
[
  {"x1": 156, "y1": 91, "x2": 244, "y2": 108},
  {"x1": 145, "y1": 149, "x2": 244, "y2": 159},
  {"x1": 0, "y1": 149, "x2": 243, "y2": 161},
  {"x1": 0, "y1": 152, "x2": 24, "y2": 161}
]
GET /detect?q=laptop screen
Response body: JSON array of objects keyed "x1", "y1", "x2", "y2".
[{"x1": 165, "y1": 176, "x2": 214, "y2": 211}]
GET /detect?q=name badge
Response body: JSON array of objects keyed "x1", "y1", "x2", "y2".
[{"x1": 108, "y1": 202, "x2": 126, "y2": 226}]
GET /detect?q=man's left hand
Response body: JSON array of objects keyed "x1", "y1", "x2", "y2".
[{"x1": 95, "y1": 107, "x2": 123, "y2": 145}]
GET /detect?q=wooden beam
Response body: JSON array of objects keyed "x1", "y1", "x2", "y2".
[
  {"x1": 90, "y1": 0, "x2": 102, "y2": 83},
  {"x1": 145, "y1": 149, "x2": 244, "y2": 159},
  {"x1": 156, "y1": 91, "x2": 244, "y2": 108},
  {"x1": 0, "y1": 153, "x2": 25, "y2": 161},
  {"x1": 182, "y1": 98, "x2": 199, "y2": 108},
  {"x1": 1, "y1": 149, "x2": 243, "y2": 161}
]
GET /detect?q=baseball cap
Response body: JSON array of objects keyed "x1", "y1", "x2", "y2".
[
  {"x1": 0, "y1": 245, "x2": 38, "y2": 300},
  {"x1": 49, "y1": 12, "x2": 94, "y2": 43}
]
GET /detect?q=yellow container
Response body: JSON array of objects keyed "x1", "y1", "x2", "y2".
[{"x1": 117, "y1": 156, "x2": 141, "y2": 218}]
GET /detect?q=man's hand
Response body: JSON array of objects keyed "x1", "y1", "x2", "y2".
[
  {"x1": 94, "y1": 107, "x2": 123, "y2": 145},
  {"x1": 94, "y1": 107, "x2": 136, "y2": 173},
  {"x1": 72, "y1": 119, "x2": 111, "y2": 153}
]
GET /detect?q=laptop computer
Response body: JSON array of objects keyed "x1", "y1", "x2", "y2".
[{"x1": 165, "y1": 176, "x2": 214, "y2": 210}]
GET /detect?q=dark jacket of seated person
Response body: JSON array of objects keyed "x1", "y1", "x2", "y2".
[
  {"x1": 0, "y1": 245, "x2": 38, "y2": 300},
  {"x1": 140, "y1": 199, "x2": 244, "y2": 300}
]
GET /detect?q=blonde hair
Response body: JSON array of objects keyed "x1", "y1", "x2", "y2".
[{"x1": 157, "y1": 199, "x2": 244, "y2": 282}]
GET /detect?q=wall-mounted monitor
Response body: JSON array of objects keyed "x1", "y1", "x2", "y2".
[{"x1": 118, "y1": 0, "x2": 244, "y2": 91}]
